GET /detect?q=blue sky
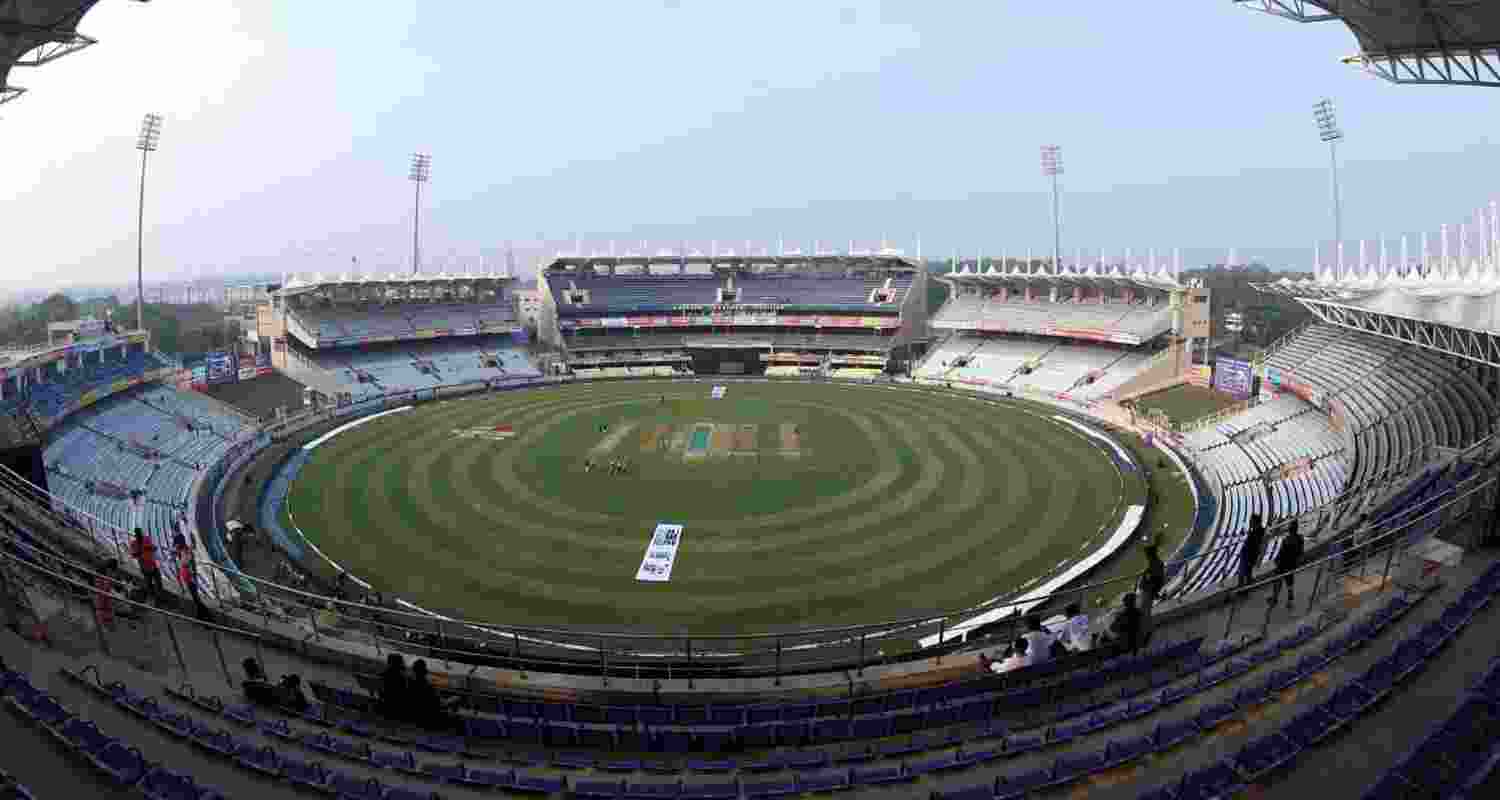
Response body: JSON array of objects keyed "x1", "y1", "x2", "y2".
[{"x1": 3, "y1": 1, "x2": 1499, "y2": 288}]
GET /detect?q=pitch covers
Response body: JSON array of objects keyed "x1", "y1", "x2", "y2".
[{"x1": 636, "y1": 523, "x2": 685, "y2": 582}]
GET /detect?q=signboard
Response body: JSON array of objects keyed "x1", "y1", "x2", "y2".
[
  {"x1": 1187, "y1": 365, "x2": 1212, "y2": 388},
  {"x1": 1213, "y1": 357, "x2": 1254, "y2": 399},
  {"x1": 205, "y1": 351, "x2": 236, "y2": 384},
  {"x1": 255, "y1": 351, "x2": 271, "y2": 368},
  {"x1": 635, "y1": 523, "x2": 684, "y2": 582},
  {"x1": 238, "y1": 366, "x2": 258, "y2": 381}
]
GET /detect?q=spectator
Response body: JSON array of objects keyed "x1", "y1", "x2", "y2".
[
  {"x1": 173, "y1": 533, "x2": 209, "y2": 620},
  {"x1": 241, "y1": 658, "x2": 282, "y2": 707},
  {"x1": 1059, "y1": 602, "x2": 1091, "y2": 652},
  {"x1": 1107, "y1": 592, "x2": 1144, "y2": 652},
  {"x1": 1021, "y1": 616, "x2": 1055, "y2": 666},
  {"x1": 1139, "y1": 544, "x2": 1165, "y2": 619},
  {"x1": 1237, "y1": 513, "x2": 1267, "y2": 588},
  {"x1": 129, "y1": 529, "x2": 163, "y2": 604},
  {"x1": 277, "y1": 674, "x2": 309, "y2": 712},
  {"x1": 988, "y1": 638, "x2": 1028, "y2": 674},
  {"x1": 378, "y1": 654, "x2": 407, "y2": 720},
  {"x1": 1269, "y1": 519, "x2": 1306, "y2": 608},
  {"x1": 406, "y1": 659, "x2": 459, "y2": 727}
]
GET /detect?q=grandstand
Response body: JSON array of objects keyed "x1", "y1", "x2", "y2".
[
  {"x1": 538, "y1": 252, "x2": 926, "y2": 378},
  {"x1": 918, "y1": 256, "x2": 1189, "y2": 401},
  {"x1": 268, "y1": 273, "x2": 542, "y2": 402}
]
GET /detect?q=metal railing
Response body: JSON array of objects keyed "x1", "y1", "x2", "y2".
[{"x1": 1, "y1": 373, "x2": 1494, "y2": 686}]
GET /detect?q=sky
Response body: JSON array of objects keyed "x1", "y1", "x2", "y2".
[{"x1": 4, "y1": 0, "x2": 1500, "y2": 290}]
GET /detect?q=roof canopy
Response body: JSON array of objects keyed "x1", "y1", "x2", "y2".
[
  {"x1": 545, "y1": 253, "x2": 919, "y2": 272},
  {"x1": 1, "y1": 0, "x2": 103, "y2": 105},
  {"x1": 277, "y1": 271, "x2": 517, "y2": 297},
  {"x1": 1237, "y1": 0, "x2": 1500, "y2": 86}
]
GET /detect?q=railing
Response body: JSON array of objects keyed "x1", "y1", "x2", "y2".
[
  {"x1": 1, "y1": 372, "x2": 1493, "y2": 689},
  {"x1": 1, "y1": 442, "x2": 1491, "y2": 697}
]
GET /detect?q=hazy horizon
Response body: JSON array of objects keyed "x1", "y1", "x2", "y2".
[{"x1": 5, "y1": 2, "x2": 1499, "y2": 294}]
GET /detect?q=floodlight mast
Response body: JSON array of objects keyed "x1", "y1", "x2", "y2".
[
  {"x1": 134, "y1": 113, "x2": 163, "y2": 335},
  {"x1": 409, "y1": 153, "x2": 432, "y2": 275},
  {"x1": 1313, "y1": 99, "x2": 1344, "y2": 253},
  {"x1": 1041, "y1": 145, "x2": 1063, "y2": 274}
]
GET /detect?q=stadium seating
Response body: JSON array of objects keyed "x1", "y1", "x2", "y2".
[
  {"x1": 299, "y1": 336, "x2": 540, "y2": 398},
  {"x1": 916, "y1": 335, "x2": 1151, "y2": 399},
  {"x1": 41, "y1": 383, "x2": 249, "y2": 557},
  {"x1": 933, "y1": 295, "x2": 1172, "y2": 341},
  {"x1": 289, "y1": 303, "x2": 517, "y2": 345}
]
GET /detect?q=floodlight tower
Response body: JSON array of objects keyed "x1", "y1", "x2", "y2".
[
  {"x1": 1313, "y1": 99, "x2": 1344, "y2": 251},
  {"x1": 1041, "y1": 145, "x2": 1063, "y2": 273},
  {"x1": 134, "y1": 112, "x2": 163, "y2": 334},
  {"x1": 408, "y1": 152, "x2": 432, "y2": 274}
]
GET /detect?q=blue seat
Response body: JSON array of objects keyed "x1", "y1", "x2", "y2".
[
  {"x1": 189, "y1": 726, "x2": 237, "y2": 758},
  {"x1": 1053, "y1": 749, "x2": 1108, "y2": 782},
  {"x1": 1104, "y1": 734, "x2": 1156, "y2": 767},
  {"x1": 909, "y1": 753, "x2": 962, "y2": 775},
  {"x1": 1285, "y1": 706, "x2": 1342, "y2": 747},
  {"x1": 93, "y1": 740, "x2": 148, "y2": 785},
  {"x1": 600, "y1": 759, "x2": 642, "y2": 773},
  {"x1": 463, "y1": 717, "x2": 504, "y2": 738},
  {"x1": 1177, "y1": 760, "x2": 1243, "y2": 800},
  {"x1": 1234, "y1": 732, "x2": 1301, "y2": 779},
  {"x1": 625, "y1": 780, "x2": 682, "y2": 799},
  {"x1": 798, "y1": 770, "x2": 849, "y2": 792},
  {"x1": 995, "y1": 766, "x2": 1053, "y2": 800},
  {"x1": 57, "y1": 718, "x2": 112, "y2": 756},
  {"x1": 576, "y1": 779, "x2": 624, "y2": 800},
  {"x1": 327, "y1": 772, "x2": 384, "y2": 800},
  {"x1": 140, "y1": 767, "x2": 216, "y2": 800},
  {"x1": 461, "y1": 767, "x2": 513, "y2": 789},
  {"x1": 369, "y1": 748, "x2": 417, "y2": 774},
  {"x1": 681, "y1": 781, "x2": 737, "y2": 800},
  {"x1": 1196, "y1": 700, "x2": 1237, "y2": 730},
  {"x1": 1154, "y1": 717, "x2": 1200, "y2": 750},
  {"x1": 934, "y1": 783, "x2": 994, "y2": 800},
  {"x1": 280, "y1": 756, "x2": 331, "y2": 791},
  {"x1": 222, "y1": 703, "x2": 256, "y2": 726},
  {"x1": 1325, "y1": 683, "x2": 1378, "y2": 720},
  {"x1": 384, "y1": 787, "x2": 438, "y2": 800},
  {"x1": 1003, "y1": 730, "x2": 1046, "y2": 756},
  {"x1": 420, "y1": 762, "x2": 466, "y2": 783},
  {"x1": 785, "y1": 751, "x2": 828, "y2": 771},
  {"x1": 852, "y1": 765, "x2": 911, "y2": 786},
  {"x1": 513, "y1": 771, "x2": 567, "y2": 794},
  {"x1": 687, "y1": 760, "x2": 735, "y2": 773},
  {"x1": 234, "y1": 743, "x2": 282, "y2": 778},
  {"x1": 744, "y1": 778, "x2": 798, "y2": 799}
]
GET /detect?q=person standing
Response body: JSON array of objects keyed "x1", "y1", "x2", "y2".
[
  {"x1": 1269, "y1": 519, "x2": 1306, "y2": 608},
  {"x1": 173, "y1": 533, "x2": 209, "y2": 619},
  {"x1": 1139, "y1": 544, "x2": 1166, "y2": 622},
  {"x1": 1237, "y1": 513, "x2": 1267, "y2": 588},
  {"x1": 129, "y1": 529, "x2": 163, "y2": 605},
  {"x1": 1108, "y1": 593, "x2": 1144, "y2": 652},
  {"x1": 1020, "y1": 616, "x2": 1055, "y2": 666}
]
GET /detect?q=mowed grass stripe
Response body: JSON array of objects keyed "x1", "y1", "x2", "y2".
[{"x1": 287, "y1": 383, "x2": 1127, "y2": 631}]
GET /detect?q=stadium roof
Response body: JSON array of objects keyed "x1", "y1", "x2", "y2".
[
  {"x1": 0, "y1": 1, "x2": 105, "y2": 106},
  {"x1": 545, "y1": 252, "x2": 920, "y2": 272},
  {"x1": 1236, "y1": 0, "x2": 1500, "y2": 86},
  {"x1": 938, "y1": 258, "x2": 1187, "y2": 291},
  {"x1": 277, "y1": 270, "x2": 517, "y2": 297}
]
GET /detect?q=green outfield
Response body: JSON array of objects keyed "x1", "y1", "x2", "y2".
[{"x1": 281, "y1": 381, "x2": 1148, "y2": 633}]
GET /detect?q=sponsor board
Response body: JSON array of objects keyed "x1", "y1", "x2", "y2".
[
  {"x1": 238, "y1": 366, "x2": 258, "y2": 381},
  {"x1": 635, "y1": 523, "x2": 684, "y2": 582},
  {"x1": 1213, "y1": 357, "x2": 1254, "y2": 399}
]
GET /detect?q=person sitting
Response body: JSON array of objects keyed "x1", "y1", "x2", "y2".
[
  {"x1": 1021, "y1": 615, "x2": 1056, "y2": 666},
  {"x1": 1059, "y1": 603, "x2": 1092, "y2": 652},
  {"x1": 989, "y1": 638, "x2": 1028, "y2": 673},
  {"x1": 240, "y1": 658, "x2": 282, "y2": 707},
  {"x1": 277, "y1": 674, "x2": 309, "y2": 712}
]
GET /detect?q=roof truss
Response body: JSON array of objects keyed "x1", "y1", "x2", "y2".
[{"x1": 1295, "y1": 297, "x2": 1500, "y2": 367}]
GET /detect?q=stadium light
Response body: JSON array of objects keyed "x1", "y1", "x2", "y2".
[
  {"x1": 409, "y1": 152, "x2": 432, "y2": 275},
  {"x1": 1313, "y1": 99, "x2": 1344, "y2": 251},
  {"x1": 134, "y1": 112, "x2": 163, "y2": 334},
  {"x1": 1040, "y1": 145, "x2": 1063, "y2": 275}
]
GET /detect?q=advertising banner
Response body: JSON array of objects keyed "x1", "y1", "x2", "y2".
[
  {"x1": 1264, "y1": 366, "x2": 1283, "y2": 387},
  {"x1": 256, "y1": 366, "x2": 274, "y2": 377},
  {"x1": 635, "y1": 523, "x2": 685, "y2": 582},
  {"x1": 602, "y1": 318, "x2": 628, "y2": 329},
  {"x1": 1213, "y1": 357, "x2": 1254, "y2": 399},
  {"x1": 455, "y1": 326, "x2": 478, "y2": 336},
  {"x1": 255, "y1": 351, "x2": 270, "y2": 368},
  {"x1": 1187, "y1": 365, "x2": 1213, "y2": 388},
  {"x1": 205, "y1": 351, "x2": 236, "y2": 384},
  {"x1": 669, "y1": 317, "x2": 691, "y2": 327},
  {"x1": 238, "y1": 366, "x2": 258, "y2": 381}
]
